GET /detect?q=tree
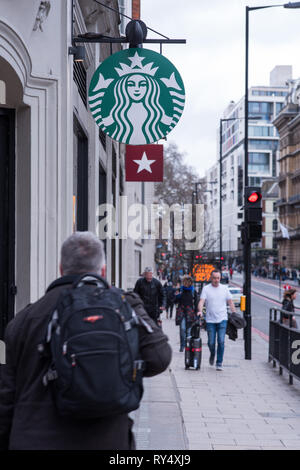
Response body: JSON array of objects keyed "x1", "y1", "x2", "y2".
[
  {"x1": 155, "y1": 142, "x2": 201, "y2": 206},
  {"x1": 154, "y1": 143, "x2": 209, "y2": 280}
]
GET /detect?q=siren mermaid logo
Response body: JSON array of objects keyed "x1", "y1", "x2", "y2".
[{"x1": 88, "y1": 48, "x2": 185, "y2": 145}]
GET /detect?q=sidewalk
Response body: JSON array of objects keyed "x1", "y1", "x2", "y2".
[{"x1": 132, "y1": 313, "x2": 300, "y2": 450}]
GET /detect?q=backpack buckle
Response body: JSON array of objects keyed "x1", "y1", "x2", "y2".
[{"x1": 42, "y1": 368, "x2": 58, "y2": 387}]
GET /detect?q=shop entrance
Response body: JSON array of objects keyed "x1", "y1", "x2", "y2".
[{"x1": 0, "y1": 108, "x2": 15, "y2": 339}]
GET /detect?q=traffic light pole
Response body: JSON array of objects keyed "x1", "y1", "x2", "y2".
[{"x1": 243, "y1": 6, "x2": 251, "y2": 360}]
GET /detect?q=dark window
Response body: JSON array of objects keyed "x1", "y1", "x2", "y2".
[
  {"x1": 0, "y1": 109, "x2": 15, "y2": 339},
  {"x1": 249, "y1": 153, "x2": 270, "y2": 174},
  {"x1": 273, "y1": 219, "x2": 278, "y2": 231},
  {"x1": 99, "y1": 127, "x2": 106, "y2": 151},
  {"x1": 248, "y1": 101, "x2": 273, "y2": 121},
  {"x1": 248, "y1": 139, "x2": 278, "y2": 150},
  {"x1": 99, "y1": 162, "x2": 107, "y2": 254},
  {"x1": 74, "y1": 117, "x2": 88, "y2": 231},
  {"x1": 74, "y1": 60, "x2": 87, "y2": 107}
]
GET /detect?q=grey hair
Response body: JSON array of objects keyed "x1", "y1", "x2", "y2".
[
  {"x1": 61, "y1": 232, "x2": 106, "y2": 275},
  {"x1": 144, "y1": 266, "x2": 153, "y2": 273}
]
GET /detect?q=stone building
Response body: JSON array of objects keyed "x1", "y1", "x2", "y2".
[
  {"x1": 0, "y1": 0, "x2": 155, "y2": 350},
  {"x1": 273, "y1": 79, "x2": 300, "y2": 268},
  {"x1": 205, "y1": 66, "x2": 290, "y2": 264}
]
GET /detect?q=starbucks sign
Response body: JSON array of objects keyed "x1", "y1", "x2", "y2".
[{"x1": 88, "y1": 48, "x2": 185, "y2": 145}]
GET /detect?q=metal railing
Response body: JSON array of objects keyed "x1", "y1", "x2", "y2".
[{"x1": 269, "y1": 308, "x2": 300, "y2": 385}]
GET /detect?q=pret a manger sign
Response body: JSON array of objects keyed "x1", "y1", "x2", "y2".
[{"x1": 88, "y1": 48, "x2": 185, "y2": 145}]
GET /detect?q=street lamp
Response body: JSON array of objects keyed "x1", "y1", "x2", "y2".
[
  {"x1": 243, "y1": 1, "x2": 300, "y2": 360},
  {"x1": 219, "y1": 118, "x2": 236, "y2": 270},
  {"x1": 219, "y1": 116, "x2": 260, "y2": 271}
]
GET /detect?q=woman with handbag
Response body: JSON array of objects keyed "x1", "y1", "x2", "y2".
[{"x1": 175, "y1": 275, "x2": 199, "y2": 352}]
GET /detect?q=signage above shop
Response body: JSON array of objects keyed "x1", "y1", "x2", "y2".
[
  {"x1": 126, "y1": 144, "x2": 163, "y2": 181},
  {"x1": 88, "y1": 48, "x2": 185, "y2": 145}
]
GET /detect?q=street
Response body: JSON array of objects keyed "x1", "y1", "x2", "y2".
[{"x1": 230, "y1": 273, "x2": 300, "y2": 338}]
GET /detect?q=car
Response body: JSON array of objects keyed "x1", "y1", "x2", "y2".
[
  {"x1": 221, "y1": 271, "x2": 229, "y2": 284},
  {"x1": 228, "y1": 286, "x2": 242, "y2": 307}
]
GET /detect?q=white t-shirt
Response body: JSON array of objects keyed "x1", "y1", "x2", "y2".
[{"x1": 200, "y1": 283, "x2": 232, "y2": 323}]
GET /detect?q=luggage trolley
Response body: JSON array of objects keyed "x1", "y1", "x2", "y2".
[{"x1": 184, "y1": 319, "x2": 203, "y2": 370}]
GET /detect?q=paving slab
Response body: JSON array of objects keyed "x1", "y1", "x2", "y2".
[{"x1": 131, "y1": 313, "x2": 300, "y2": 450}]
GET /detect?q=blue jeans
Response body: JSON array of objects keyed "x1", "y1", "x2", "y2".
[
  {"x1": 180, "y1": 316, "x2": 191, "y2": 350},
  {"x1": 206, "y1": 320, "x2": 227, "y2": 366}
]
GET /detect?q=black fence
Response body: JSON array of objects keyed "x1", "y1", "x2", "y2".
[{"x1": 269, "y1": 308, "x2": 300, "y2": 385}]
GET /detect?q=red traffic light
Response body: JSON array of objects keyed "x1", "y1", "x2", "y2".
[{"x1": 247, "y1": 191, "x2": 262, "y2": 203}]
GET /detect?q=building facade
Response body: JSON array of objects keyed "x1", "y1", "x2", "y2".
[
  {"x1": 273, "y1": 78, "x2": 300, "y2": 268},
  {"x1": 0, "y1": 0, "x2": 155, "y2": 350},
  {"x1": 205, "y1": 66, "x2": 290, "y2": 264}
]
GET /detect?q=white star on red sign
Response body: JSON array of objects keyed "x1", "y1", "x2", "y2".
[{"x1": 133, "y1": 152, "x2": 156, "y2": 173}]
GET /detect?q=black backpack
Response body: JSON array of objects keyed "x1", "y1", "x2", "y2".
[{"x1": 42, "y1": 274, "x2": 152, "y2": 419}]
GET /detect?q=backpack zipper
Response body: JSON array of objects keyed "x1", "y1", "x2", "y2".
[
  {"x1": 63, "y1": 330, "x2": 125, "y2": 355},
  {"x1": 70, "y1": 349, "x2": 117, "y2": 367}
]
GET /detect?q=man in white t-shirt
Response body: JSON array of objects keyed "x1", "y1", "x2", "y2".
[{"x1": 197, "y1": 270, "x2": 236, "y2": 371}]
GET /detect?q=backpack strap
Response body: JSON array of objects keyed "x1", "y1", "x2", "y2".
[{"x1": 123, "y1": 292, "x2": 154, "y2": 333}]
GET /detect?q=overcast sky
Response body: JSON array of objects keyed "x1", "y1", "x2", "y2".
[{"x1": 141, "y1": 0, "x2": 300, "y2": 177}]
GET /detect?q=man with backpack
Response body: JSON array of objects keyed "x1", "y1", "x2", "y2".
[{"x1": 0, "y1": 232, "x2": 172, "y2": 450}]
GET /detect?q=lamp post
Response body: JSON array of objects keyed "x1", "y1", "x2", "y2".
[
  {"x1": 219, "y1": 118, "x2": 237, "y2": 270},
  {"x1": 243, "y1": 1, "x2": 300, "y2": 360},
  {"x1": 219, "y1": 116, "x2": 260, "y2": 272}
]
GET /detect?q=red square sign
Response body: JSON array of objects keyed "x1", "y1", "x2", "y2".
[{"x1": 126, "y1": 145, "x2": 163, "y2": 182}]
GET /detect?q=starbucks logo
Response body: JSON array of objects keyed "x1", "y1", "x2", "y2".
[{"x1": 88, "y1": 48, "x2": 185, "y2": 145}]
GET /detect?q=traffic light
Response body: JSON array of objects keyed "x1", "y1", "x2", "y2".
[{"x1": 245, "y1": 187, "x2": 262, "y2": 242}]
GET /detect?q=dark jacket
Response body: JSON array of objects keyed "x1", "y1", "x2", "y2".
[
  {"x1": 0, "y1": 275, "x2": 172, "y2": 450},
  {"x1": 281, "y1": 297, "x2": 298, "y2": 328},
  {"x1": 282, "y1": 297, "x2": 294, "y2": 317},
  {"x1": 164, "y1": 284, "x2": 176, "y2": 305},
  {"x1": 175, "y1": 286, "x2": 198, "y2": 326},
  {"x1": 226, "y1": 312, "x2": 246, "y2": 341},
  {"x1": 134, "y1": 277, "x2": 165, "y2": 320}
]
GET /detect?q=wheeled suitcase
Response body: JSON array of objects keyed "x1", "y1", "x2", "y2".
[{"x1": 184, "y1": 320, "x2": 202, "y2": 370}]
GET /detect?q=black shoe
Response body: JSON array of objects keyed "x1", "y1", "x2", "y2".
[
  {"x1": 209, "y1": 354, "x2": 215, "y2": 366},
  {"x1": 179, "y1": 347, "x2": 184, "y2": 352}
]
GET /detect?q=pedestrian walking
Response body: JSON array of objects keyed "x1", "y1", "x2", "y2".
[
  {"x1": 281, "y1": 288, "x2": 298, "y2": 329},
  {"x1": 175, "y1": 275, "x2": 199, "y2": 352},
  {"x1": 197, "y1": 269, "x2": 236, "y2": 371},
  {"x1": 0, "y1": 232, "x2": 172, "y2": 450},
  {"x1": 164, "y1": 281, "x2": 176, "y2": 319},
  {"x1": 134, "y1": 267, "x2": 165, "y2": 326},
  {"x1": 229, "y1": 267, "x2": 233, "y2": 280}
]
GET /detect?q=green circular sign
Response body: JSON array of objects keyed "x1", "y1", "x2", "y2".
[{"x1": 88, "y1": 48, "x2": 185, "y2": 145}]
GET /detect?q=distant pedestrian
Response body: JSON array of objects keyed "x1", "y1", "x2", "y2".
[
  {"x1": 282, "y1": 288, "x2": 298, "y2": 329},
  {"x1": 197, "y1": 270, "x2": 236, "y2": 371},
  {"x1": 134, "y1": 267, "x2": 165, "y2": 326},
  {"x1": 164, "y1": 281, "x2": 176, "y2": 319},
  {"x1": 229, "y1": 267, "x2": 233, "y2": 280},
  {"x1": 0, "y1": 232, "x2": 172, "y2": 450},
  {"x1": 175, "y1": 275, "x2": 199, "y2": 352}
]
